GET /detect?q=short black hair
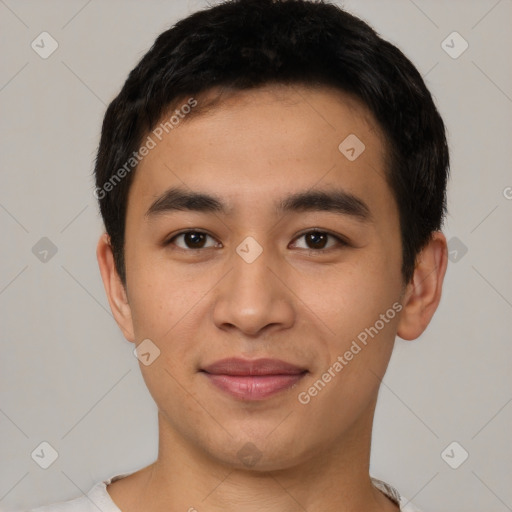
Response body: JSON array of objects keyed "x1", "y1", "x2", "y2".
[{"x1": 93, "y1": 0, "x2": 449, "y2": 287}]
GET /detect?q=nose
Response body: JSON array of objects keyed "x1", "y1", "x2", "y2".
[{"x1": 212, "y1": 240, "x2": 295, "y2": 338}]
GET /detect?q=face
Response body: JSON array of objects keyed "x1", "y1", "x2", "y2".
[{"x1": 108, "y1": 84, "x2": 408, "y2": 470}]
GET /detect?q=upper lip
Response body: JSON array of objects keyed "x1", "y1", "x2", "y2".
[{"x1": 201, "y1": 358, "x2": 307, "y2": 376}]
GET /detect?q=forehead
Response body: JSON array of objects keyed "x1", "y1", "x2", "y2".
[{"x1": 126, "y1": 84, "x2": 392, "y2": 221}]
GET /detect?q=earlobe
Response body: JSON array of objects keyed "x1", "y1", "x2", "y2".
[
  {"x1": 396, "y1": 232, "x2": 448, "y2": 341},
  {"x1": 96, "y1": 232, "x2": 135, "y2": 343}
]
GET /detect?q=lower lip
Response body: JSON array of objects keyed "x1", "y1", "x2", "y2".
[{"x1": 202, "y1": 372, "x2": 306, "y2": 400}]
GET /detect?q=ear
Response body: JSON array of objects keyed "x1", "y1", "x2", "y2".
[
  {"x1": 396, "y1": 231, "x2": 448, "y2": 340},
  {"x1": 96, "y1": 232, "x2": 135, "y2": 343}
]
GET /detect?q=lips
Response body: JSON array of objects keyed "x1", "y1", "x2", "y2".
[
  {"x1": 200, "y1": 358, "x2": 308, "y2": 400},
  {"x1": 202, "y1": 357, "x2": 307, "y2": 376}
]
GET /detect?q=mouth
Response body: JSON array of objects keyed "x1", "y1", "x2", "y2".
[{"x1": 200, "y1": 357, "x2": 308, "y2": 401}]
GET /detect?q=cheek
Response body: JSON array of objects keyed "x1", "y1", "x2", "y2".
[
  {"x1": 299, "y1": 257, "x2": 402, "y2": 382},
  {"x1": 305, "y1": 255, "x2": 399, "y2": 336},
  {"x1": 353, "y1": 222, "x2": 403, "y2": 307},
  {"x1": 126, "y1": 258, "x2": 212, "y2": 348}
]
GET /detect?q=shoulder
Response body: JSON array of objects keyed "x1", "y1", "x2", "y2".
[
  {"x1": 21, "y1": 494, "x2": 99, "y2": 512},
  {"x1": 371, "y1": 476, "x2": 423, "y2": 512},
  {"x1": 13, "y1": 473, "x2": 131, "y2": 512},
  {"x1": 399, "y1": 499, "x2": 423, "y2": 512}
]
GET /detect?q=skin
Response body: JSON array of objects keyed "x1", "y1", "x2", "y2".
[{"x1": 97, "y1": 84, "x2": 448, "y2": 512}]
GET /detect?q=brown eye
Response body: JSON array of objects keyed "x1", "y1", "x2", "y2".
[
  {"x1": 292, "y1": 230, "x2": 347, "y2": 251},
  {"x1": 167, "y1": 231, "x2": 219, "y2": 250},
  {"x1": 305, "y1": 232, "x2": 328, "y2": 249}
]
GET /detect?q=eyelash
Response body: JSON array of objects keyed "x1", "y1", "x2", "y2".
[{"x1": 164, "y1": 229, "x2": 350, "y2": 253}]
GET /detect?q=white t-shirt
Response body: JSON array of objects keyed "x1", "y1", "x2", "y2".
[{"x1": 17, "y1": 473, "x2": 422, "y2": 512}]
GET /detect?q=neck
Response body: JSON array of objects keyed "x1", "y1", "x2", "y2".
[{"x1": 115, "y1": 397, "x2": 398, "y2": 512}]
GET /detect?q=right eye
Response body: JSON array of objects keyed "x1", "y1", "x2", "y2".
[{"x1": 165, "y1": 230, "x2": 222, "y2": 250}]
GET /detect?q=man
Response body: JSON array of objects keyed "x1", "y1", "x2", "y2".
[{"x1": 27, "y1": 0, "x2": 449, "y2": 510}]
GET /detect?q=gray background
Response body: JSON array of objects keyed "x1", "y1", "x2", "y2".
[{"x1": 1, "y1": 0, "x2": 511, "y2": 510}]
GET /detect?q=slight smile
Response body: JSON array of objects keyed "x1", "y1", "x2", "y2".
[{"x1": 200, "y1": 358, "x2": 309, "y2": 401}]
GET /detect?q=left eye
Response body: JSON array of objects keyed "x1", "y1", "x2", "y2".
[{"x1": 291, "y1": 230, "x2": 346, "y2": 250}]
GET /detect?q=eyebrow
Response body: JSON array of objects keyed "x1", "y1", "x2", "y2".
[{"x1": 145, "y1": 186, "x2": 373, "y2": 223}]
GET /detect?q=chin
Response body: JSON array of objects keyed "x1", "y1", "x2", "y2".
[{"x1": 203, "y1": 433, "x2": 311, "y2": 472}]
